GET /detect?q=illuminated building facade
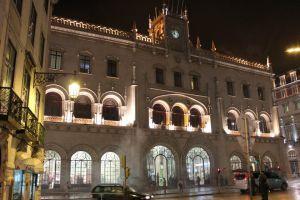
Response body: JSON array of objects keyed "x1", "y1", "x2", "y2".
[
  {"x1": 0, "y1": 0, "x2": 56, "y2": 199},
  {"x1": 43, "y1": 6, "x2": 287, "y2": 192},
  {"x1": 273, "y1": 68, "x2": 300, "y2": 177}
]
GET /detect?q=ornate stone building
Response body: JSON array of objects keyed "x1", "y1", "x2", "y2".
[
  {"x1": 0, "y1": 0, "x2": 56, "y2": 199},
  {"x1": 273, "y1": 68, "x2": 300, "y2": 177},
  {"x1": 43, "y1": 5, "x2": 287, "y2": 193}
]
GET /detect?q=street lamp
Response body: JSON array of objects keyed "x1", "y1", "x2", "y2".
[
  {"x1": 286, "y1": 47, "x2": 300, "y2": 54},
  {"x1": 34, "y1": 71, "x2": 80, "y2": 99}
]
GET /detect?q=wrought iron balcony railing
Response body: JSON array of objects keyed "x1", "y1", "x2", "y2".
[
  {"x1": 0, "y1": 87, "x2": 23, "y2": 127},
  {"x1": 21, "y1": 107, "x2": 38, "y2": 142},
  {"x1": 37, "y1": 123, "x2": 45, "y2": 146}
]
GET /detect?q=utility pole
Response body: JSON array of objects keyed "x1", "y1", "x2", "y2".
[{"x1": 121, "y1": 155, "x2": 130, "y2": 189}]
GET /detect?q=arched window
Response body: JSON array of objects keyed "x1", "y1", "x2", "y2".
[
  {"x1": 102, "y1": 99, "x2": 119, "y2": 121},
  {"x1": 70, "y1": 151, "x2": 92, "y2": 185},
  {"x1": 74, "y1": 95, "x2": 92, "y2": 119},
  {"x1": 249, "y1": 156, "x2": 258, "y2": 171},
  {"x1": 288, "y1": 150, "x2": 297, "y2": 159},
  {"x1": 227, "y1": 112, "x2": 238, "y2": 131},
  {"x1": 263, "y1": 156, "x2": 273, "y2": 169},
  {"x1": 43, "y1": 150, "x2": 61, "y2": 188},
  {"x1": 100, "y1": 152, "x2": 120, "y2": 184},
  {"x1": 230, "y1": 155, "x2": 242, "y2": 171},
  {"x1": 172, "y1": 106, "x2": 184, "y2": 126},
  {"x1": 186, "y1": 147, "x2": 210, "y2": 185},
  {"x1": 45, "y1": 92, "x2": 62, "y2": 116},
  {"x1": 190, "y1": 108, "x2": 202, "y2": 128},
  {"x1": 259, "y1": 116, "x2": 270, "y2": 133},
  {"x1": 153, "y1": 104, "x2": 166, "y2": 125},
  {"x1": 147, "y1": 146, "x2": 175, "y2": 186}
]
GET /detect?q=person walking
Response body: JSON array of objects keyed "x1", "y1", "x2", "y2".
[
  {"x1": 177, "y1": 179, "x2": 183, "y2": 193},
  {"x1": 163, "y1": 178, "x2": 167, "y2": 195},
  {"x1": 259, "y1": 172, "x2": 269, "y2": 200}
]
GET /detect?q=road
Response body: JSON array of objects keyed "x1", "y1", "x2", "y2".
[{"x1": 165, "y1": 190, "x2": 299, "y2": 200}]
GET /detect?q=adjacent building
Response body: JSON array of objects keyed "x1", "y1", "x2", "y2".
[
  {"x1": 43, "y1": 5, "x2": 287, "y2": 193},
  {"x1": 0, "y1": 0, "x2": 56, "y2": 199},
  {"x1": 273, "y1": 68, "x2": 300, "y2": 177}
]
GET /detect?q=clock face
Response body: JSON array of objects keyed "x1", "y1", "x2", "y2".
[{"x1": 171, "y1": 30, "x2": 180, "y2": 39}]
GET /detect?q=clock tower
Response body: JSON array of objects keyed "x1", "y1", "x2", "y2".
[{"x1": 148, "y1": 5, "x2": 190, "y2": 53}]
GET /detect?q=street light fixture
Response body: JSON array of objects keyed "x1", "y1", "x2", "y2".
[
  {"x1": 34, "y1": 71, "x2": 80, "y2": 99},
  {"x1": 286, "y1": 47, "x2": 300, "y2": 54}
]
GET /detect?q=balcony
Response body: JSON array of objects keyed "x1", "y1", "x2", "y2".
[
  {"x1": 274, "y1": 81, "x2": 300, "y2": 101},
  {"x1": 0, "y1": 87, "x2": 23, "y2": 128},
  {"x1": 37, "y1": 123, "x2": 45, "y2": 146},
  {"x1": 18, "y1": 107, "x2": 39, "y2": 142}
]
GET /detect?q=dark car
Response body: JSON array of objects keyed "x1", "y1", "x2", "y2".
[{"x1": 91, "y1": 184, "x2": 154, "y2": 200}]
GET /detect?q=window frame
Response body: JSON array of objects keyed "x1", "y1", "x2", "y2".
[
  {"x1": 49, "y1": 50, "x2": 63, "y2": 70},
  {"x1": 28, "y1": 2, "x2": 37, "y2": 45},
  {"x1": 257, "y1": 86, "x2": 265, "y2": 101},
  {"x1": 191, "y1": 75, "x2": 199, "y2": 91},
  {"x1": 242, "y1": 84, "x2": 250, "y2": 98},
  {"x1": 174, "y1": 71, "x2": 182, "y2": 88},
  {"x1": 79, "y1": 55, "x2": 92, "y2": 74},
  {"x1": 226, "y1": 81, "x2": 235, "y2": 96},
  {"x1": 155, "y1": 68, "x2": 165, "y2": 84},
  {"x1": 2, "y1": 40, "x2": 17, "y2": 87},
  {"x1": 106, "y1": 59, "x2": 118, "y2": 78}
]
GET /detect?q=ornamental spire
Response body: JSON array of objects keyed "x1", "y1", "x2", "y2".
[
  {"x1": 211, "y1": 40, "x2": 217, "y2": 52},
  {"x1": 267, "y1": 56, "x2": 271, "y2": 70}
]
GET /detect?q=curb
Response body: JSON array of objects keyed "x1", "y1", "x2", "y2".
[{"x1": 154, "y1": 191, "x2": 235, "y2": 199}]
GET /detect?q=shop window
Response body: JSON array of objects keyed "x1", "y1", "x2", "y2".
[
  {"x1": 43, "y1": 150, "x2": 61, "y2": 188},
  {"x1": 102, "y1": 99, "x2": 119, "y2": 121},
  {"x1": 45, "y1": 92, "x2": 62, "y2": 116},
  {"x1": 74, "y1": 95, "x2": 92, "y2": 119}
]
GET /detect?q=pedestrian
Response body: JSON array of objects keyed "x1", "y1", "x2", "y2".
[
  {"x1": 250, "y1": 172, "x2": 257, "y2": 195},
  {"x1": 163, "y1": 178, "x2": 167, "y2": 195},
  {"x1": 66, "y1": 181, "x2": 71, "y2": 199},
  {"x1": 177, "y1": 179, "x2": 183, "y2": 193},
  {"x1": 196, "y1": 176, "x2": 201, "y2": 188},
  {"x1": 259, "y1": 172, "x2": 269, "y2": 200}
]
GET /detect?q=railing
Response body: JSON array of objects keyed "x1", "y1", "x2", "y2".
[
  {"x1": 0, "y1": 87, "x2": 23, "y2": 126},
  {"x1": 273, "y1": 81, "x2": 300, "y2": 100},
  {"x1": 38, "y1": 123, "x2": 45, "y2": 146},
  {"x1": 44, "y1": 116, "x2": 63, "y2": 122},
  {"x1": 21, "y1": 107, "x2": 38, "y2": 141}
]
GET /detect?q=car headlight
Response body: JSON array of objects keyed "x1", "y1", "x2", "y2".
[{"x1": 145, "y1": 195, "x2": 151, "y2": 199}]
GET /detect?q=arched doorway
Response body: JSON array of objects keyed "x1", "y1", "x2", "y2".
[
  {"x1": 74, "y1": 95, "x2": 92, "y2": 119},
  {"x1": 172, "y1": 106, "x2": 184, "y2": 126},
  {"x1": 43, "y1": 150, "x2": 61, "y2": 189},
  {"x1": 102, "y1": 99, "x2": 119, "y2": 121},
  {"x1": 100, "y1": 152, "x2": 120, "y2": 184},
  {"x1": 230, "y1": 155, "x2": 242, "y2": 171},
  {"x1": 189, "y1": 108, "x2": 202, "y2": 128},
  {"x1": 45, "y1": 92, "x2": 62, "y2": 116},
  {"x1": 152, "y1": 104, "x2": 166, "y2": 125},
  {"x1": 263, "y1": 156, "x2": 273, "y2": 170},
  {"x1": 186, "y1": 147, "x2": 210, "y2": 185},
  {"x1": 147, "y1": 146, "x2": 175, "y2": 186}
]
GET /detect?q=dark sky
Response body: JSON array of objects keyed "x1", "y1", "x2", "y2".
[{"x1": 53, "y1": 0, "x2": 300, "y2": 74}]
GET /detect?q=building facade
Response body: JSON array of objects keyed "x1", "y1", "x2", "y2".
[
  {"x1": 0, "y1": 0, "x2": 56, "y2": 199},
  {"x1": 43, "y1": 6, "x2": 287, "y2": 193},
  {"x1": 273, "y1": 68, "x2": 300, "y2": 177}
]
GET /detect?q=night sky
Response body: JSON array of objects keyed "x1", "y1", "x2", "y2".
[{"x1": 53, "y1": 0, "x2": 300, "y2": 74}]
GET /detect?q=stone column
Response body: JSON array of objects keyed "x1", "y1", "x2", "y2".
[
  {"x1": 291, "y1": 116, "x2": 298, "y2": 142},
  {"x1": 92, "y1": 161, "x2": 100, "y2": 188},
  {"x1": 60, "y1": 158, "x2": 69, "y2": 191},
  {"x1": 64, "y1": 100, "x2": 74, "y2": 123}
]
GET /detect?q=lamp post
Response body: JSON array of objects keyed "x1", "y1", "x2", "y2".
[{"x1": 34, "y1": 71, "x2": 80, "y2": 99}]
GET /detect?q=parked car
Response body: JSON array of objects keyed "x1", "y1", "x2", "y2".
[
  {"x1": 233, "y1": 170, "x2": 288, "y2": 194},
  {"x1": 91, "y1": 184, "x2": 154, "y2": 200}
]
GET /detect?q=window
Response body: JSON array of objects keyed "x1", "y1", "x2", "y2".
[
  {"x1": 2, "y1": 40, "x2": 17, "y2": 87},
  {"x1": 43, "y1": 150, "x2": 61, "y2": 188},
  {"x1": 288, "y1": 150, "x2": 297, "y2": 159},
  {"x1": 190, "y1": 108, "x2": 201, "y2": 128},
  {"x1": 44, "y1": 0, "x2": 49, "y2": 14},
  {"x1": 283, "y1": 103, "x2": 289, "y2": 113},
  {"x1": 28, "y1": 3, "x2": 37, "y2": 45},
  {"x1": 257, "y1": 87, "x2": 264, "y2": 100},
  {"x1": 226, "y1": 81, "x2": 234, "y2": 96},
  {"x1": 101, "y1": 152, "x2": 121, "y2": 184},
  {"x1": 13, "y1": 170, "x2": 26, "y2": 199},
  {"x1": 49, "y1": 50, "x2": 62, "y2": 70},
  {"x1": 74, "y1": 95, "x2": 92, "y2": 119},
  {"x1": 155, "y1": 68, "x2": 164, "y2": 84},
  {"x1": 191, "y1": 75, "x2": 199, "y2": 90},
  {"x1": 45, "y1": 92, "x2": 62, "y2": 116},
  {"x1": 152, "y1": 104, "x2": 166, "y2": 125},
  {"x1": 107, "y1": 59, "x2": 117, "y2": 77},
  {"x1": 22, "y1": 69, "x2": 31, "y2": 106},
  {"x1": 242, "y1": 84, "x2": 250, "y2": 98},
  {"x1": 259, "y1": 116, "x2": 270, "y2": 133},
  {"x1": 79, "y1": 55, "x2": 91, "y2": 73},
  {"x1": 227, "y1": 113, "x2": 238, "y2": 131},
  {"x1": 172, "y1": 106, "x2": 184, "y2": 126},
  {"x1": 102, "y1": 99, "x2": 119, "y2": 121},
  {"x1": 174, "y1": 72, "x2": 182, "y2": 87},
  {"x1": 70, "y1": 151, "x2": 92, "y2": 185},
  {"x1": 263, "y1": 156, "x2": 273, "y2": 169},
  {"x1": 13, "y1": 0, "x2": 23, "y2": 15},
  {"x1": 35, "y1": 90, "x2": 40, "y2": 119},
  {"x1": 39, "y1": 33, "x2": 45, "y2": 67},
  {"x1": 295, "y1": 101, "x2": 300, "y2": 110},
  {"x1": 230, "y1": 155, "x2": 242, "y2": 171},
  {"x1": 186, "y1": 147, "x2": 210, "y2": 185}
]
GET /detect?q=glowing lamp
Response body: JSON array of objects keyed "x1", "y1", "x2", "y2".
[
  {"x1": 286, "y1": 47, "x2": 300, "y2": 54},
  {"x1": 69, "y1": 82, "x2": 80, "y2": 99}
]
